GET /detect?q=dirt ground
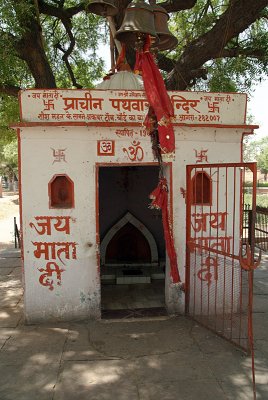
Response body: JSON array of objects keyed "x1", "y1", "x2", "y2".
[{"x1": 0, "y1": 191, "x2": 19, "y2": 221}]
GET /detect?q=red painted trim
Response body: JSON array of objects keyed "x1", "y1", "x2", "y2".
[
  {"x1": 95, "y1": 162, "x2": 159, "y2": 167},
  {"x1": 97, "y1": 140, "x2": 115, "y2": 156},
  {"x1": 187, "y1": 162, "x2": 256, "y2": 171},
  {"x1": 184, "y1": 161, "x2": 257, "y2": 315},
  {"x1": 16, "y1": 129, "x2": 25, "y2": 288},
  {"x1": 185, "y1": 165, "x2": 193, "y2": 314},
  {"x1": 48, "y1": 174, "x2": 75, "y2": 209},
  {"x1": 95, "y1": 166, "x2": 100, "y2": 282},
  {"x1": 173, "y1": 124, "x2": 258, "y2": 129},
  {"x1": 18, "y1": 92, "x2": 23, "y2": 122},
  {"x1": 251, "y1": 163, "x2": 257, "y2": 251},
  {"x1": 10, "y1": 122, "x2": 259, "y2": 130},
  {"x1": 239, "y1": 166, "x2": 244, "y2": 255},
  {"x1": 191, "y1": 170, "x2": 212, "y2": 206},
  {"x1": 11, "y1": 121, "x2": 141, "y2": 128},
  {"x1": 19, "y1": 88, "x2": 248, "y2": 96},
  {"x1": 18, "y1": 88, "x2": 249, "y2": 127},
  {"x1": 95, "y1": 161, "x2": 172, "y2": 312}
]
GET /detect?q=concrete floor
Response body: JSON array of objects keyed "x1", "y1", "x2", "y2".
[
  {"x1": 0, "y1": 247, "x2": 268, "y2": 399},
  {"x1": 101, "y1": 280, "x2": 165, "y2": 310}
]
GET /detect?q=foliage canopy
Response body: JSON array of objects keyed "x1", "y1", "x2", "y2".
[
  {"x1": 0, "y1": 0, "x2": 267, "y2": 94},
  {"x1": 0, "y1": 0, "x2": 267, "y2": 172}
]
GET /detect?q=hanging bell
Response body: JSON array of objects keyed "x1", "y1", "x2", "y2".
[
  {"x1": 115, "y1": 0, "x2": 158, "y2": 47},
  {"x1": 85, "y1": 0, "x2": 118, "y2": 17},
  {"x1": 151, "y1": 3, "x2": 178, "y2": 51}
]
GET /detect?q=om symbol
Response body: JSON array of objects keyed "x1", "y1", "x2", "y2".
[{"x1": 123, "y1": 140, "x2": 144, "y2": 161}]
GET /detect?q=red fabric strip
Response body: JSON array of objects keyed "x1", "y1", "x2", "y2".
[
  {"x1": 138, "y1": 37, "x2": 175, "y2": 155},
  {"x1": 150, "y1": 178, "x2": 180, "y2": 283}
]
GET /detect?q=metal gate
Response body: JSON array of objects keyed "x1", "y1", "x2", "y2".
[
  {"x1": 186, "y1": 162, "x2": 257, "y2": 353},
  {"x1": 244, "y1": 205, "x2": 268, "y2": 252}
]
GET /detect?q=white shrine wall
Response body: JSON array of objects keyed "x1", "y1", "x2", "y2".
[
  {"x1": 174, "y1": 127, "x2": 243, "y2": 271},
  {"x1": 19, "y1": 126, "x2": 157, "y2": 321},
  {"x1": 16, "y1": 89, "x2": 255, "y2": 322},
  {"x1": 18, "y1": 124, "x2": 245, "y2": 321},
  {"x1": 168, "y1": 128, "x2": 243, "y2": 313}
]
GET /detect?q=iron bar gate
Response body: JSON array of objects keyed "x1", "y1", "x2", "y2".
[
  {"x1": 254, "y1": 206, "x2": 268, "y2": 251},
  {"x1": 244, "y1": 205, "x2": 268, "y2": 252},
  {"x1": 186, "y1": 163, "x2": 257, "y2": 352}
]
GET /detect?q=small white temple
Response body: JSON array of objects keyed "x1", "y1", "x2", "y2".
[{"x1": 13, "y1": 83, "x2": 257, "y2": 322}]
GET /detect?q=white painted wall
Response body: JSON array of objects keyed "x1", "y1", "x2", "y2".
[
  {"x1": 17, "y1": 88, "x2": 253, "y2": 321},
  {"x1": 167, "y1": 127, "x2": 243, "y2": 313},
  {"x1": 20, "y1": 128, "x2": 100, "y2": 321},
  {"x1": 19, "y1": 124, "x2": 247, "y2": 321},
  {"x1": 172, "y1": 127, "x2": 242, "y2": 277},
  {"x1": 20, "y1": 126, "x2": 157, "y2": 321}
]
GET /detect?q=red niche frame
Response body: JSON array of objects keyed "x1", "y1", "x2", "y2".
[
  {"x1": 191, "y1": 171, "x2": 212, "y2": 206},
  {"x1": 48, "y1": 174, "x2": 74, "y2": 209}
]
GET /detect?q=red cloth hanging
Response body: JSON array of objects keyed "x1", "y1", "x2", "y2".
[
  {"x1": 136, "y1": 37, "x2": 179, "y2": 281},
  {"x1": 150, "y1": 178, "x2": 180, "y2": 283},
  {"x1": 138, "y1": 37, "x2": 175, "y2": 155}
]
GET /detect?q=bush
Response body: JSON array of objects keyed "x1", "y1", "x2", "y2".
[
  {"x1": 244, "y1": 181, "x2": 253, "y2": 187},
  {"x1": 244, "y1": 193, "x2": 268, "y2": 208},
  {"x1": 257, "y1": 182, "x2": 268, "y2": 187},
  {"x1": 244, "y1": 182, "x2": 268, "y2": 188}
]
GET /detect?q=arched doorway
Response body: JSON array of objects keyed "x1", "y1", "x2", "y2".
[
  {"x1": 101, "y1": 211, "x2": 158, "y2": 266},
  {"x1": 106, "y1": 221, "x2": 151, "y2": 264}
]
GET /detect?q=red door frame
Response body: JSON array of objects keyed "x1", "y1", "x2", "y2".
[{"x1": 95, "y1": 162, "x2": 173, "y2": 301}]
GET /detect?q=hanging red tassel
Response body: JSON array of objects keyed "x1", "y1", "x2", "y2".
[
  {"x1": 134, "y1": 50, "x2": 142, "y2": 75},
  {"x1": 150, "y1": 178, "x2": 180, "y2": 283},
  {"x1": 139, "y1": 36, "x2": 175, "y2": 155}
]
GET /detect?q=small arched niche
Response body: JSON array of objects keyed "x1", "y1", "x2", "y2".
[
  {"x1": 191, "y1": 171, "x2": 212, "y2": 205},
  {"x1": 101, "y1": 212, "x2": 158, "y2": 266},
  {"x1": 48, "y1": 174, "x2": 74, "y2": 209}
]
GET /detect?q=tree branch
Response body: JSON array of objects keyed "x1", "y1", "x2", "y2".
[
  {"x1": 55, "y1": 41, "x2": 83, "y2": 88},
  {"x1": 39, "y1": 0, "x2": 83, "y2": 88},
  {"x1": 0, "y1": 29, "x2": 18, "y2": 43},
  {"x1": 157, "y1": 54, "x2": 175, "y2": 72},
  {"x1": 166, "y1": 0, "x2": 268, "y2": 89},
  {"x1": 160, "y1": 0, "x2": 198, "y2": 13},
  {"x1": 38, "y1": 0, "x2": 85, "y2": 19},
  {"x1": 6, "y1": 0, "x2": 57, "y2": 88},
  {"x1": 0, "y1": 85, "x2": 20, "y2": 97},
  {"x1": 219, "y1": 47, "x2": 267, "y2": 60}
]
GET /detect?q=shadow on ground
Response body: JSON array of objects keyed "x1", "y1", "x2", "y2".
[{"x1": 0, "y1": 250, "x2": 267, "y2": 400}]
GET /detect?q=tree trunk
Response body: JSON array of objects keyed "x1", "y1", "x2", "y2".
[{"x1": 15, "y1": 9, "x2": 56, "y2": 88}]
